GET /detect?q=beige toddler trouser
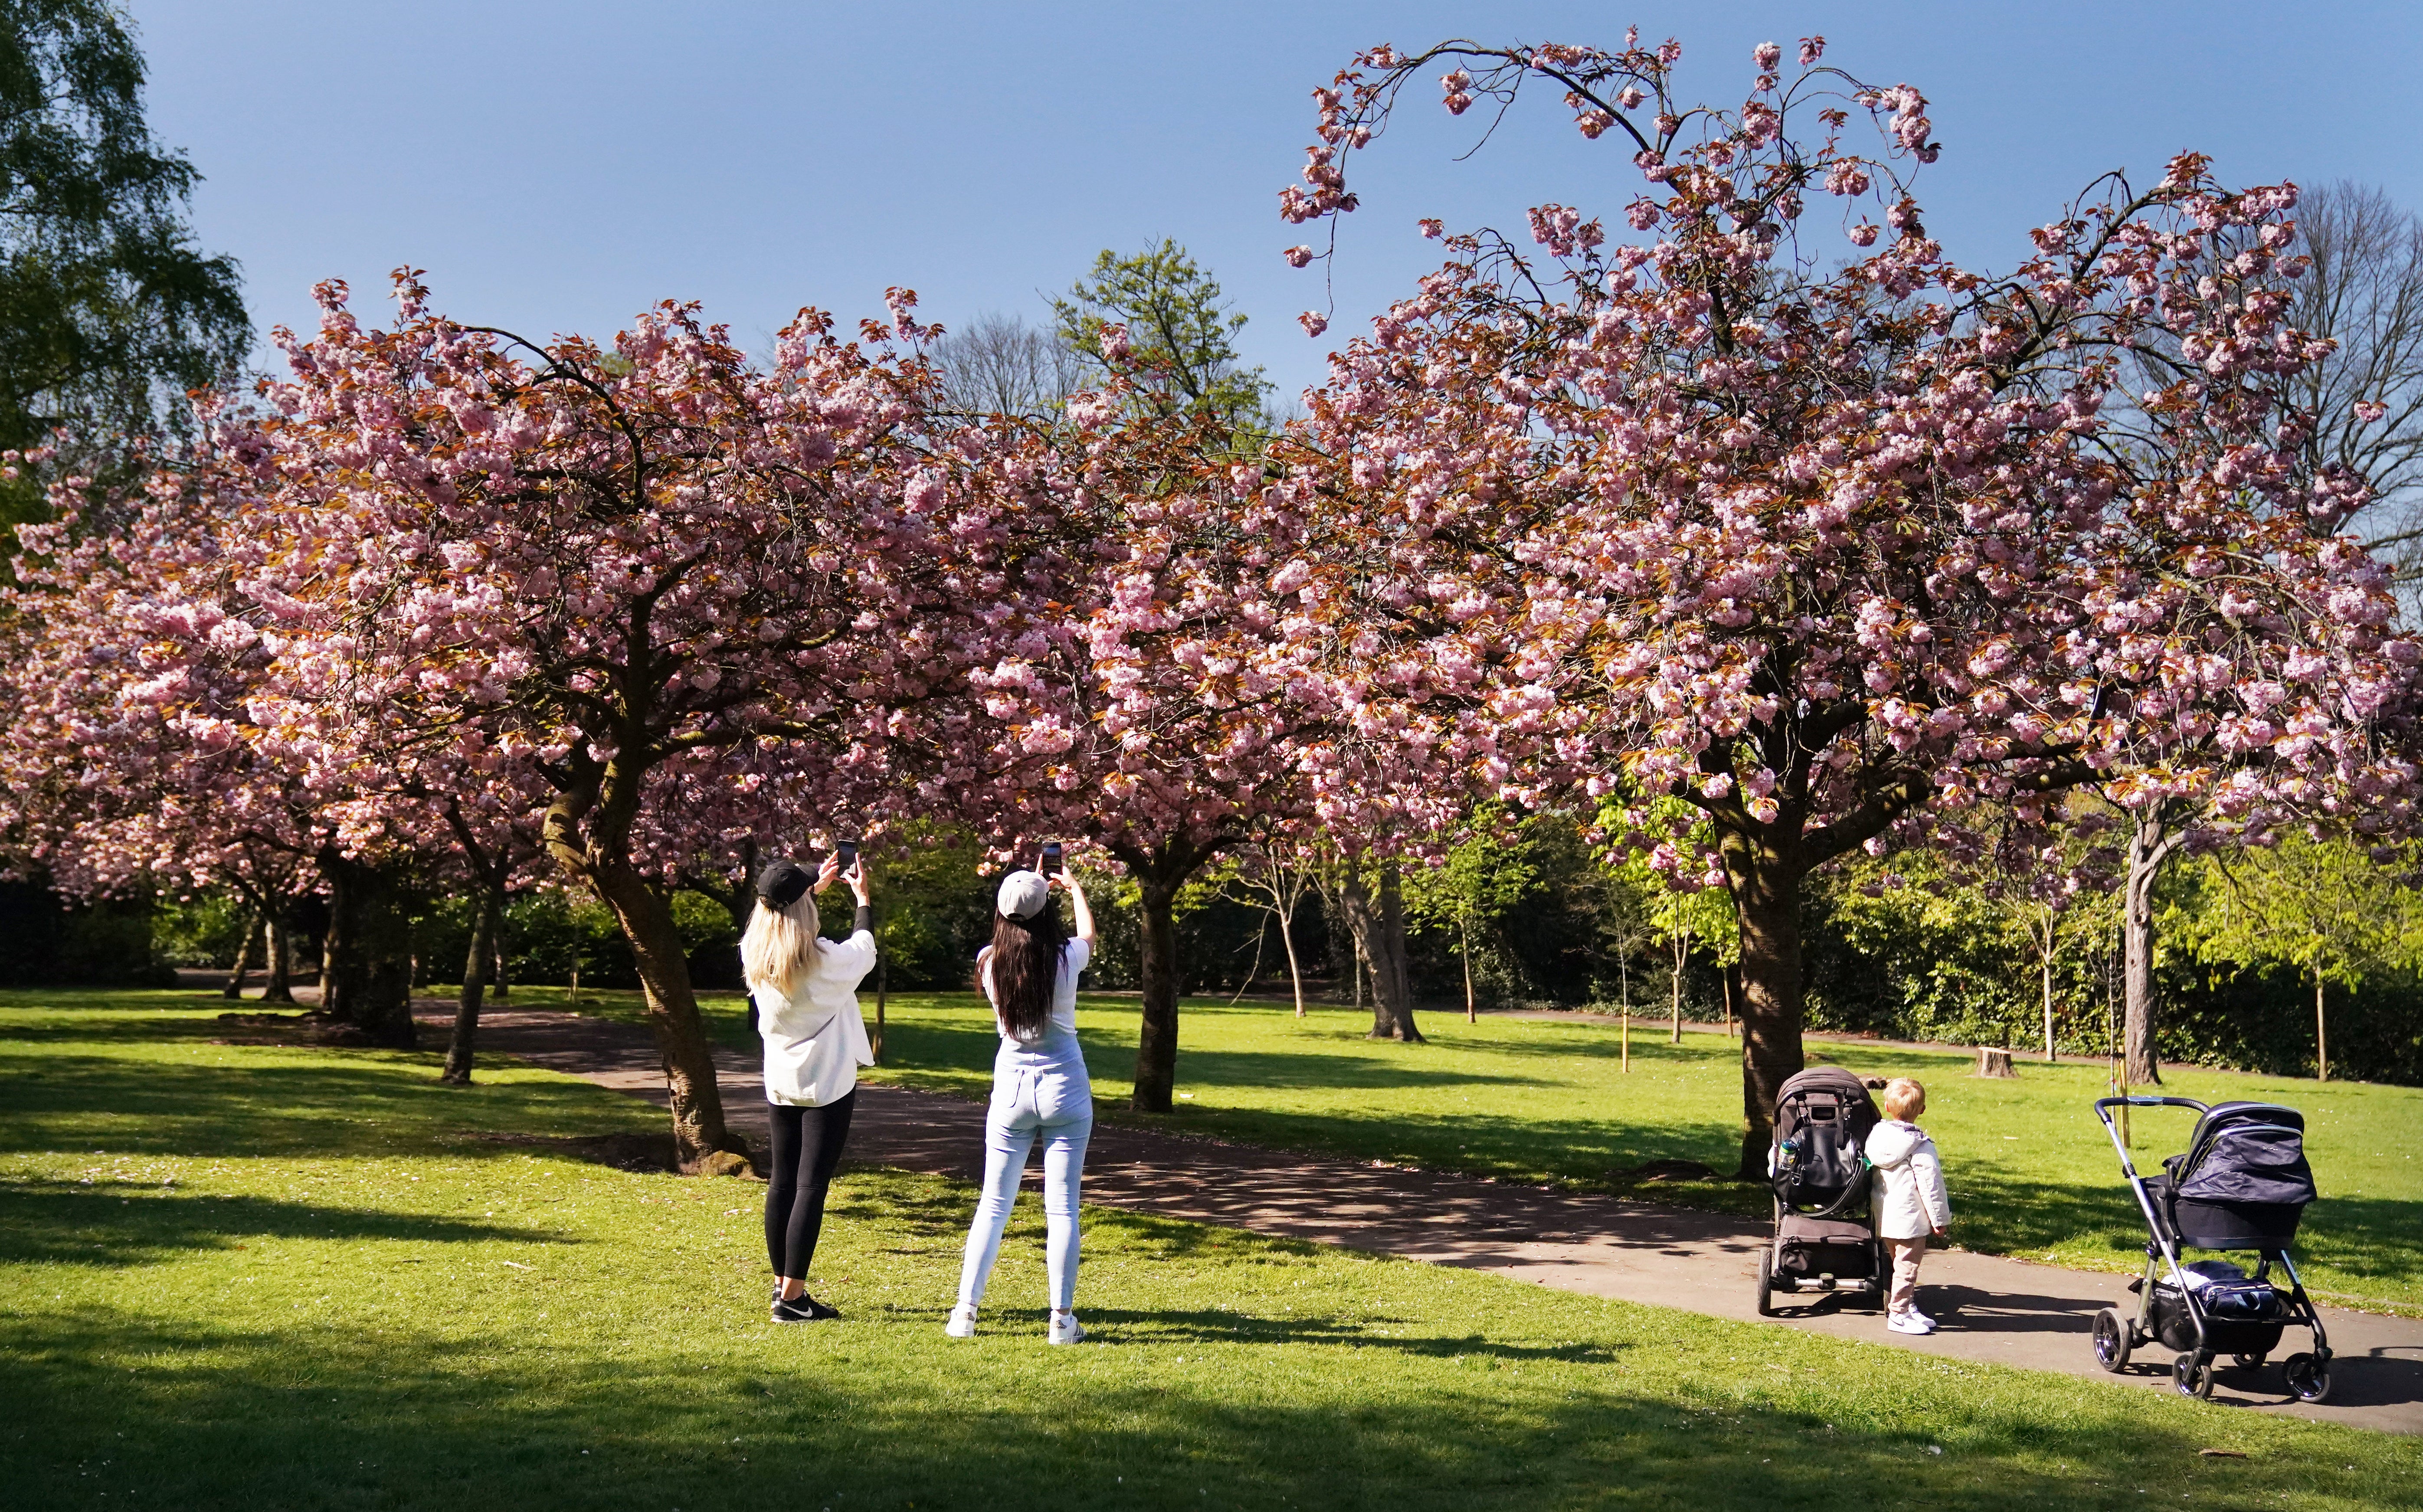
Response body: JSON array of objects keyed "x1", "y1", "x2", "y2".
[{"x1": 1886, "y1": 1235, "x2": 1928, "y2": 1314}]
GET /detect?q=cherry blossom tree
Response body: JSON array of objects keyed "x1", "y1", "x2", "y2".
[
  {"x1": 216, "y1": 274, "x2": 1062, "y2": 1168},
  {"x1": 1265, "y1": 33, "x2": 2422, "y2": 1172},
  {"x1": 942, "y1": 373, "x2": 1341, "y2": 1109},
  {"x1": 0, "y1": 459, "x2": 376, "y2": 1019}
]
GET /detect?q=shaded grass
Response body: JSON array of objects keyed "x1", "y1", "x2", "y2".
[{"x1": 4, "y1": 993, "x2": 2420, "y2": 1509}]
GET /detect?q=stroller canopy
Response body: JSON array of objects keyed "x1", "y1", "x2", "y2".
[{"x1": 2171, "y1": 1102, "x2": 2316, "y2": 1207}]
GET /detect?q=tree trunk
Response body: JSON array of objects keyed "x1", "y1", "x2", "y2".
[
  {"x1": 2315, "y1": 976, "x2": 2329, "y2": 1083},
  {"x1": 223, "y1": 907, "x2": 261, "y2": 998},
  {"x1": 261, "y1": 911, "x2": 296, "y2": 1004},
  {"x1": 318, "y1": 852, "x2": 416, "y2": 1048},
  {"x1": 1669, "y1": 931, "x2": 1687, "y2": 1045},
  {"x1": 2040, "y1": 925, "x2": 2058, "y2": 1064},
  {"x1": 872, "y1": 941, "x2": 887, "y2": 1064},
  {"x1": 1133, "y1": 874, "x2": 1182, "y2": 1112},
  {"x1": 1722, "y1": 964, "x2": 1735, "y2": 1037},
  {"x1": 489, "y1": 927, "x2": 509, "y2": 999},
  {"x1": 442, "y1": 882, "x2": 501, "y2": 1085},
  {"x1": 1344, "y1": 862, "x2": 1423, "y2": 1042},
  {"x1": 1277, "y1": 903, "x2": 1307, "y2": 1018},
  {"x1": 1723, "y1": 837, "x2": 1805, "y2": 1180},
  {"x1": 587, "y1": 856, "x2": 746, "y2": 1172},
  {"x1": 726, "y1": 841, "x2": 759, "y2": 1036},
  {"x1": 1460, "y1": 914, "x2": 1477, "y2": 1024},
  {"x1": 2122, "y1": 807, "x2": 2181, "y2": 1087}
]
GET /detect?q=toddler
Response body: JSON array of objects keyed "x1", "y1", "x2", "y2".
[{"x1": 1866, "y1": 1077, "x2": 1951, "y2": 1334}]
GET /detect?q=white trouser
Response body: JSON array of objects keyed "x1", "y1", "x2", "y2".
[{"x1": 956, "y1": 1038, "x2": 1092, "y2": 1312}]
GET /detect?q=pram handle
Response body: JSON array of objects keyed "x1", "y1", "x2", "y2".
[
  {"x1": 2094, "y1": 1095, "x2": 2208, "y2": 1122},
  {"x1": 2092, "y1": 1093, "x2": 2215, "y2": 1360}
]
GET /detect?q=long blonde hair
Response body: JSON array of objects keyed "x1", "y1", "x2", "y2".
[{"x1": 740, "y1": 890, "x2": 822, "y2": 998}]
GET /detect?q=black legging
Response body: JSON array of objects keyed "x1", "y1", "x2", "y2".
[{"x1": 765, "y1": 1090, "x2": 856, "y2": 1279}]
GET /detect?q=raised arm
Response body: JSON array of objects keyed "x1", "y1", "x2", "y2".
[
  {"x1": 845, "y1": 857, "x2": 873, "y2": 936},
  {"x1": 1055, "y1": 873, "x2": 1096, "y2": 944}
]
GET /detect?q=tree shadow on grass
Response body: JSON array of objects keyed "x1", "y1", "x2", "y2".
[
  {"x1": 0, "y1": 1053, "x2": 656, "y2": 1159},
  {"x1": 0, "y1": 1304, "x2": 2406, "y2": 1512},
  {"x1": 0, "y1": 1179, "x2": 548, "y2": 1268},
  {"x1": 0, "y1": 1009, "x2": 250, "y2": 1047}
]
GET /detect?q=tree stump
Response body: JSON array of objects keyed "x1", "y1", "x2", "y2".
[{"x1": 1977, "y1": 1047, "x2": 2018, "y2": 1078}]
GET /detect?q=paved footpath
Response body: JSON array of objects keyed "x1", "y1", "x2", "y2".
[{"x1": 422, "y1": 1002, "x2": 2423, "y2": 1434}]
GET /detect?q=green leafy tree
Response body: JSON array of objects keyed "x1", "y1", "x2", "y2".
[
  {"x1": 1401, "y1": 816, "x2": 1537, "y2": 1023},
  {"x1": 1600, "y1": 799, "x2": 1738, "y2": 1059},
  {"x1": 1051, "y1": 240, "x2": 1270, "y2": 430},
  {"x1": 0, "y1": 0, "x2": 248, "y2": 525},
  {"x1": 2176, "y1": 834, "x2": 2423, "y2": 1081}
]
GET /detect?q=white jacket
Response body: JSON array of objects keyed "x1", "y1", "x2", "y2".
[
  {"x1": 754, "y1": 930, "x2": 878, "y2": 1106},
  {"x1": 1866, "y1": 1120, "x2": 1952, "y2": 1240}
]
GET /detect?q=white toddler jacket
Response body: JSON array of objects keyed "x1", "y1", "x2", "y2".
[{"x1": 1865, "y1": 1119, "x2": 1952, "y2": 1240}]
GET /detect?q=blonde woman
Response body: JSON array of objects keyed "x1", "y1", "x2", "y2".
[{"x1": 741, "y1": 853, "x2": 876, "y2": 1323}]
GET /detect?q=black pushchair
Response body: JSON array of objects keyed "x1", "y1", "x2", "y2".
[
  {"x1": 1756, "y1": 1067, "x2": 1886, "y2": 1315},
  {"x1": 2091, "y1": 1096, "x2": 2332, "y2": 1401}
]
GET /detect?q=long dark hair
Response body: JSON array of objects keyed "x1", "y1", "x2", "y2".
[{"x1": 989, "y1": 899, "x2": 1067, "y2": 1038}]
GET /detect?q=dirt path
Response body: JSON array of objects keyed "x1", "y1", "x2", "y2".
[{"x1": 418, "y1": 1000, "x2": 2423, "y2": 1434}]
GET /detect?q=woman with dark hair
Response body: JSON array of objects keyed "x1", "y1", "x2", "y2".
[{"x1": 945, "y1": 864, "x2": 1097, "y2": 1343}]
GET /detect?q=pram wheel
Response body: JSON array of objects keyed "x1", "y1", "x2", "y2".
[
  {"x1": 2232, "y1": 1352, "x2": 2267, "y2": 1371},
  {"x1": 2090, "y1": 1308, "x2": 2133, "y2": 1373},
  {"x1": 1756, "y1": 1250, "x2": 1775, "y2": 1317},
  {"x1": 2172, "y1": 1351, "x2": 2216, "y2": 1400},
  {"x1": 2282, "y1": 1352, "x2": 2332, "y2": 1404}
]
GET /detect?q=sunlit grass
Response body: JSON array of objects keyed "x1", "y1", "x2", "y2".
[{"x1": 3, "y1": 991, "x2": 2417, "y2": 1509}]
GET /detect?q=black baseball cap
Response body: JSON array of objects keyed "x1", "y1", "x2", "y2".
[{"x1": 755, "y1": 860, "x2": 812, "y2": 910}]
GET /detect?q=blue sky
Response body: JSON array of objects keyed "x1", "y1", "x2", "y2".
[{"x1": 132, "y1": 1, "x2": 2423, "y2": 401}]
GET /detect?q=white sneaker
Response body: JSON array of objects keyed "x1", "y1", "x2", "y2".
[
  {"x1": 945, "y1": 1304, "x2": 977, "y2": 1339},
  {"x1": 1048, "y1": 1311, "x2": 1086, "y2": 1346},
  {"x1": 1905, "y1": 1307, "x2": 1937, "y2": 1329},
  {"x1": 1887, "y1": 1311, "x2": 1936, "y2": 1335}
]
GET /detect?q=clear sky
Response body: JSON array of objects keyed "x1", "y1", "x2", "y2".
[{"x1": 130, "y1": 0, "x2": 2423, "y2": 401}]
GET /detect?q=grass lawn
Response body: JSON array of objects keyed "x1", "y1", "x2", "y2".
[
  {"x1": 560, "y1": 985, "x2": 2423, "y2": 1312},
  {"x1": 3, "y1": 989, "x2": 2419, "y2": 1510}
]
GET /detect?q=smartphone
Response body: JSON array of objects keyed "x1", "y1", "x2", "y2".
[
  {"x1": 835, "y1": 839, "x2": 858, "y2": 875},
  {"x1": 1040, "y1": 841, "x2": 1062, "y2": 876}
]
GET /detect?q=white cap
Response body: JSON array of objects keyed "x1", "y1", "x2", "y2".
[{"x1": 995, "y1": 869, "x2": 1049, "y2": 920}]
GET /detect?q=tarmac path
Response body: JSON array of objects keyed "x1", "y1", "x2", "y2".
[{"x1": 414, "y1": 1000, "x2": 2423, "y2": 1434}]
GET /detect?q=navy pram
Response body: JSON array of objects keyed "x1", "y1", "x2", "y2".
[{"x1": 2089, "y1": 1097, "x2": 2332, "y2": 1402}]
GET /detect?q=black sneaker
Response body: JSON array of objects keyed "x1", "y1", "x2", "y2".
[{"x1": 771, "y1": 1293, "x2": 839, "y2": 1323}]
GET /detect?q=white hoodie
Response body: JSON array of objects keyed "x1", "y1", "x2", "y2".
[{"x1": 1866, "y1": 1119, "x2": 1952, "y2": 1240}]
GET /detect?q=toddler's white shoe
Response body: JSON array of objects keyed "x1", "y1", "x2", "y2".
[
  {"x1": 1048, "y1": 1310, "x2": 1086, "y2": 1346},
  {"x1": 945, "y1": 1303, "x2": 978, "y2": 1339},
  {"x1": 1887, "y1": 1310, "x2": 1936, "y2": 1335},
  {"x1": 1904, "y1": 1307, "x2": 1936, "y2": 1329}
]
